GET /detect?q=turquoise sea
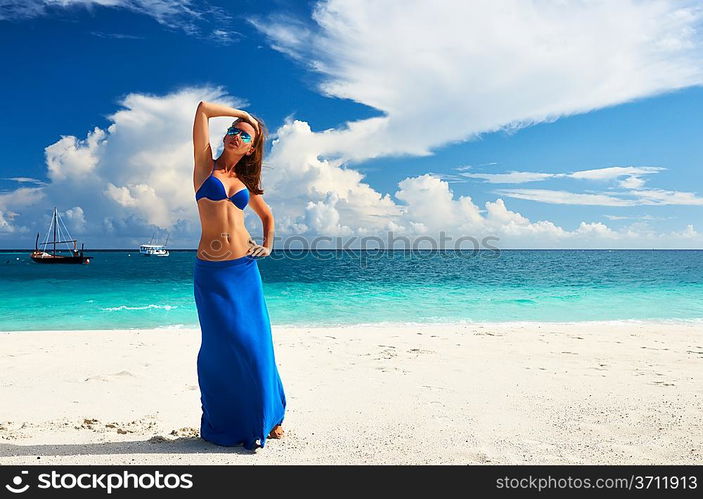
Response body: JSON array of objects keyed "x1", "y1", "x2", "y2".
[{"x1": 2, "y1": 250, "x2": 702, "y2": 331}]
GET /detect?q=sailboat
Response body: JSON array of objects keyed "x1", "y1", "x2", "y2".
[
  {"x1": 30, "y1": 207, "x2": 92, "y2": 264},
  {"x1": 139, "y1": 229, "x2": 170, "y2": 257}
]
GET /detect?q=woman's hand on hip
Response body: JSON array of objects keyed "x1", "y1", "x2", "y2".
[{"x1": 247, "y1": 243, "x2": 271, "y2": 258}]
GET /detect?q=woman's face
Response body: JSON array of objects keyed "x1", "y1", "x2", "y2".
[{"x1": 224, "y1": 121, "x2": 257, "y2": 155}]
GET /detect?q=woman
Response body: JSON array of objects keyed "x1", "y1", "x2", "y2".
[{"x1": 192, "y1": 100, "x2": 286, "y2": 450}]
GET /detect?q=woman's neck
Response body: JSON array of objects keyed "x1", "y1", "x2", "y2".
[{"x1": 215, "y1": 153, "x2": 242, "y2": 175}]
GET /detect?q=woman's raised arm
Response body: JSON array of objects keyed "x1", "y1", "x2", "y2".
[
  {"x1": 193, "y1": 101, "x2": 261, "y2": 194},
  {"x1": 193, "y1": 101, "x2": 259, "y2": 168}
]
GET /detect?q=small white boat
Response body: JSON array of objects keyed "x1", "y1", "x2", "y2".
[
  {"x1": 139, "y1": 244, "x2": 169, "y2": 257},
  {"x1": 139, "y1": 231, "x2": 169, "y2": 257}
]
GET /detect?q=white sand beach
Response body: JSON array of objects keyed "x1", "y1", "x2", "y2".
[{"x1": 0, "y1": 321, "x2": 701, "y2": 465}]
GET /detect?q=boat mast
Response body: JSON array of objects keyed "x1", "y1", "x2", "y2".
[{"x1": 53, "y1": 207, "x2": 57, "y2": 256}]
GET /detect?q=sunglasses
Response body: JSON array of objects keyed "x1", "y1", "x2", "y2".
[{"x1": 226, "y1": 127, "x2": 253, "y2": 143}]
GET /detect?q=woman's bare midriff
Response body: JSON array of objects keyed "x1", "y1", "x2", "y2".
[{"x1": 196, "y1": 199, "x2": 253, "y2": 261}]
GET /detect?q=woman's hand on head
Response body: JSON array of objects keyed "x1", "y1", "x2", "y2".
[{"x1": 241, "y1": 111, "x2": 259, "y2": 135}]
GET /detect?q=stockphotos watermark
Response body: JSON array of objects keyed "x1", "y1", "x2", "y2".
[
  {"x1": 4, "y1": 469, "x2": 193, "y2": 494},
  {"x1": 198, "y1": 231, "x2": 501, "y2": 264}
]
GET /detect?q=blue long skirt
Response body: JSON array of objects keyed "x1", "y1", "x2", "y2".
[{"x1": 193, "y1": 254, "x2": 286, "y2": 450}]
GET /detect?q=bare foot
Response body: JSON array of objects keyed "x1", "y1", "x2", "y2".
[{"x1": 268, "y1": 425, "x2": 284, "y2": 439}]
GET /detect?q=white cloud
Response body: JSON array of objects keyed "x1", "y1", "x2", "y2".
[
  {"x1": 304, "y1": 192, "x2": 353, "y2": 236},
  {"x1": 494, "y1": 186, "x2": 703, "y2": 206},
  {"x1": 0, "y1": 177, "x2": 48, "y2": 185},
  {"x1": 45, "y1": 128, "x2": 106, "y2": 182},
  {"x1": 245, "y1": 0, "x2": 702, "y2": 238},
  {"x1": 493, "y1": 188, "x2": 637, "y2": 206},
  {"x1": 0, "y1": 87, "x2": 249, "y2": 247},
  {"x1": 460, "y1": 172, "x2": 558, "y2": 184},
  {"x1": 210, "y1": 29, "x2": 242, "y2": 45},
  {"x1": 604, "y1": 214, "x2": 669, "y2": 221},
  {"x1": 63, "y1": 206, "x2": 87, "y2": 234},
  {"x1": 460, "y1": 166, "x2": 666, "y2": 185},
  {"x1": 250, "y1": 0, "x2": 703, "y2": 162},
  {"x1": 1, "y1": 85, "x2": 701, "y2": 248},
  {"x1": 0, "y1": 186, "x2": 44, "y2": 234},
  {"x1": 573, "y1": 221, "x2": 619, "y2": 239},
  {"x1": 0, "y1": 184, "x2": 43, "y2": 238},
  {"x1": 629, "y1": 188, "x2": 703, "y2": 206},
  {"x1": 619, "y1": 176, "x2": 646, "y2": 189},
  {"x1": 264, "y1": 118, "x2": 402, "y2": 237},
  {"x1": 3, "y1": 1, "x2": 701, "y2": 248},
  {"x1": 0, "y1": 186, "x2": 47, "y2": 212},
  {"x1": 673, "y1": 224, "x2": 700, "y2": 239},
  {"x1": 0, "y1": 0, "x2": 230, "y2": 38},
  {"x1": 569, "y1": 166, "x2": 665, "y2": 181},
  {"x1": 458, "y1": 164, "x2": 703, "y2": 206},
  {"x1": 89, "y1": 31, "x2": 145, "y2": 40},
  {"x1": 0, "y1": 210, "x2": 19, "y2": 233},
  {"x1": 395, "y1": 174, "x2": 483, "y2": 233}
]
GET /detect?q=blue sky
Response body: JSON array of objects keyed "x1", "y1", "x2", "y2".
[{"x1": 1, "y1": 0, "x2": 702, "y2": 248}]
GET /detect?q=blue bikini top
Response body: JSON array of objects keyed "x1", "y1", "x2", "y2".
[{"x1": 195, "y1": 159, "x2": 249, "y2": 210}]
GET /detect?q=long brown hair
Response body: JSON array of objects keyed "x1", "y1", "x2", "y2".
[{"x1": 232, "y1": 115, "x2": 267, "y2": 195}]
